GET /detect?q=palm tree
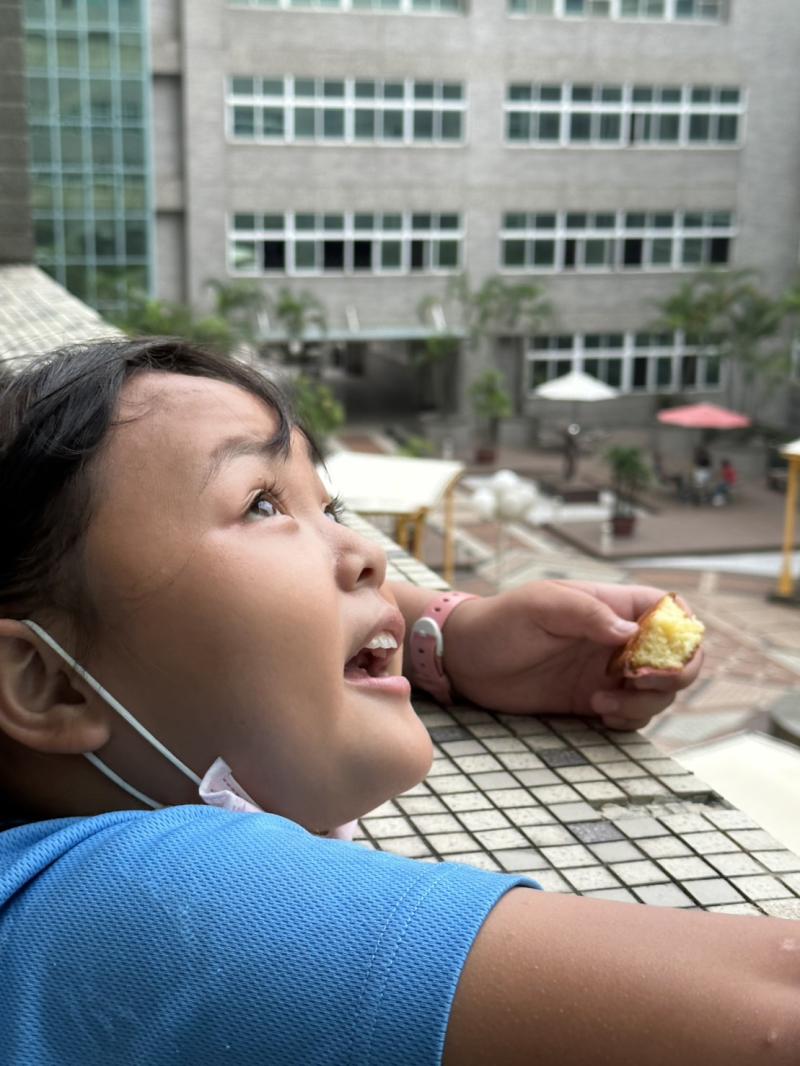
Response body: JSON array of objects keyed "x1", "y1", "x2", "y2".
[
  {"x1": 205, "y1": 279, "x2": 269, "y2": 351},
  {"x1": 270, "y1": 288, "x2": 328, "y2": 374},
  {"x1": 652, "y1": 270, "x2": 785, "y2": 416}
]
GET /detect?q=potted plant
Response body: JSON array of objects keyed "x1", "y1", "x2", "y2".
[
  {"x1": 469, "y1": 369, "x2": 512, "y2": 464},
  {"x1": 605, "y1": 445, "x2": 651, "y2": 537}
]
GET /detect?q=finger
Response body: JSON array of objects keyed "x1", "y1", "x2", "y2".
[
  {"x1": 591, "y1": 688, "x2": 675, "y2": 721},
  {"x1": 629, "y1": 647, "x2": 704, "y2": 692},
  {"x1": 529, "y1": 583, "x2": 639, "y2": 646}
]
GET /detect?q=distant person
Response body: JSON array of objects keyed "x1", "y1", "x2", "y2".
[
  {"x1": 712, "y1": 458, "x2": 737, "y2": 506},
  {"x1": 691, "y1": 446, "x2": 712, "y2": 504},
  {"x1": 562, "y1": 422, "x2": 581, "y2": 481}
]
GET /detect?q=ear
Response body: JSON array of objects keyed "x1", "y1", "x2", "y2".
[{"x1": 0, "y1": 620, "x2": 112, "y2": 755}]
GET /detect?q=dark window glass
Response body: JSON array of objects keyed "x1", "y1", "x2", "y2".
[
  {"x1": 623, "y1": 239, "x2": 643, "y2": 267},
  {"x1": 94, "y1": 220, "x2": 117, "y2": 259},
  {"x1": 382, "y1": 110, "x2": 404, "y2": 139},
  {"x1": 355, "y1": 109, "x2": 375, "y2": 138},
  {"x1": 322, "y1": 109, "x2": 344, "y2": 137},
  {"x1": 705, "y1": 356, "x2": 721, "y2": 386},
  {"x1": 681, "y1": 355, "x2": 698, "y2": 387},
  {"x1": 441, "y1": 111, "x2": 462, "y2": 139},
  {"x1": 263, "y1": 241, "x2": 286, "y2": 271},
  {"x1": 353, "y1": 241, "x2": 372, "y2": 271},
  {"x1": 599, "y1": 113, "x2": 621, "y2": 140},
  {"x1": 632, "y1": 357, "x2": 648, "y2": 389},
  {"x1": 689, "y1": 114, "x2": 710, "y2": 141},
  {"x1": 606, "y1": 359, "x2": 622, "y2": 388},
  {"x1": 90, "y1": 80, "x2": 113, "y2": 120},
  {"x1": 323, "y1": 240, "x2": 345, "y2": 271},
  {"x1": 564, "y1": 239, "x2": 577, "y2": 268},
  {"x1": 556, "y1": 359, "x2": 572, "y2": 377},
  {"x1": 584, "y1": 358, "x2": 600, "y2": 378},
  {"x1": 717, "y1": 115, "x2": 738, "y2": 142},
  {"x1": 508, "y1": 112, "x2": 530, "y2": 140},
  {"x1": 125, "y1": 220, "x2": 147, "y2": 257},
  {"x1": 294, "y1": 108, "x2": 315, "y2": 137},
  {"x1": 658, "y1": 113, "x2": 680, "y2": 141},
  {"x1": 656, "y1": 356, "x2": 672, "y2": 388},
  {"x1": 570, "y1": 113, "x2": 592, "y2": 141},
  {"x1": 533, "y1": 240, "x2": 556, "y2": 267},
  {"x1": 263, "y1": 108, "x2": 284, "y2": 136},
  {"x1": 508, "y1": 84, "x2": 532, "y2": 101},
  {"x1": 503, "y1": 240, "x2": 526, "y2": 267},
  {"x1": 413, "y1": 110, "x2": 434, "y2": 139},
  {"x1": 709, "y1": 236, "x2": 730, "y2": 264},
  {"x1": 410, "y1": 240, "x2": 426, "y2": 271},
  {"x1": 437, "y1": 241, "x2": 459, "y2": 269},
  {"x1": 538, "y1": 113, "x2": 560, "y2": 140}
]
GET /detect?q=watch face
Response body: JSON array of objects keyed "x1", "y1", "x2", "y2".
[{"x1": 411, "y1": 616, "x2": 444, "y2": 657}]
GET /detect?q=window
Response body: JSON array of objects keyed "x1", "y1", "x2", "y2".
[
  {"x1": 23, "y1": 0, "x2": 152, "y2": 313},
  {"x1": 231, "y1": 0, "x2": 465, "y2": 11},
  {"x1": 506, "y1": 81, "x2": 743, "y2": 148},
  {"x1": 501, "y1": 209, "x2": 734, "y2": 273},
  {"x1": 508, "y1": 0, "x2": 726, "y2": 20},
  {"x1": 229, "y1": 211, "x2": 463, "y2": 276},
  {"x1": 228, "y1": 76, "x2": 465, "y2": 145},
  {"x1": 527, "y1": 331, "x2": 723, "y2": 394}
]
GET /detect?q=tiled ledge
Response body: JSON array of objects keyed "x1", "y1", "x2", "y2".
[{"x1": 346, "y1": 511, "x2": 800, "y2": 919}]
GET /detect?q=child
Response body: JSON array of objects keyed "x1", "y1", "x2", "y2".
[{"x1": 0, "y1": 338, "x2": 797, "y2": 1065}]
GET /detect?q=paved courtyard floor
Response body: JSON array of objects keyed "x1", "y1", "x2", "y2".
[{"x1": 339, "y1": 431, "x2": 800, "y2": 759}]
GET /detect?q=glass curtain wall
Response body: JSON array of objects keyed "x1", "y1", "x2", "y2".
[{"x1": 23, "y1": 0, "x2": 152, "y2": 313}]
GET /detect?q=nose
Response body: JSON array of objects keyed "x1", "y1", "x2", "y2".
[{"x1": 333, "y1": 522, "x2": 387, "y2": 591}]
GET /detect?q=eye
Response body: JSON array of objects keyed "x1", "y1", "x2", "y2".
[
  {"x1": 246, "y1": 491, "x2": 281, "y2": 521},
  {"x1": 325, "y1": 494, "x2": 345, "y2": 524}
]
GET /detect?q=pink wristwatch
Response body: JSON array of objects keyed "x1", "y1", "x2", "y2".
[{"x1": 408, "y1": 591, "x2": 478, "y2": 707}]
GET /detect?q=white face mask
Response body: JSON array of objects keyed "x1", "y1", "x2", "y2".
[{"x1": 21, "y1": 620, "x2": 356, "y2": 840}]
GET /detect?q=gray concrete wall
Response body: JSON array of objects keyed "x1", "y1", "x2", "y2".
[{"x1": 0, "y1": 0, "x2": 33, "y2": 265}]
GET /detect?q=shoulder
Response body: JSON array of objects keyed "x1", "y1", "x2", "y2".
[{"x1": 0, "y1": 807, "x2": 537, "y2": 1066}]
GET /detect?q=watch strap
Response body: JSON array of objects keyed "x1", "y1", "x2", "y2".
[{"x1": 408, "y1": 591, "x2": 477, "y2": 706}]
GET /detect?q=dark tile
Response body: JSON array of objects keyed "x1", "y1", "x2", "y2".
[
  {"x1": 428, "y1": 725, "x2": 471, "y2": 743},
  {"x1": 569, "y1": 820, "x2": 625, "y2": 844},
  {"x1": 539, "y1": 749, "x2": 588, "y2": 768}
]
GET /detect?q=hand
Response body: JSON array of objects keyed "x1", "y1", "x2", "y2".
[{"x1": 442, "y1": 580, "x2": 703, "y2": 732}]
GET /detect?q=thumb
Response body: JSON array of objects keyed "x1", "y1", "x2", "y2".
[{"x1": 534, "y1": 585, "x2": 639, "y2": 646}]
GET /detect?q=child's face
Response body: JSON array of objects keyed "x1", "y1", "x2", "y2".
[{"x1": 78, "y1": 372, "x2": 432, "y2": 829}]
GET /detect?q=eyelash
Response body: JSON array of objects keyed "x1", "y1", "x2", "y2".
[{"x1": 247, "y1": 482, "x2": 345, "y2": 524}]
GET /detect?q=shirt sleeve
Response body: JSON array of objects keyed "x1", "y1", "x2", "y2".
[{"x1": 0, "y1": 806, "x2": 539, "y2": 1066}]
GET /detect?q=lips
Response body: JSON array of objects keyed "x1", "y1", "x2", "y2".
[{"x1": 343, "y1": 607, "x2": 408, "y2": 697}]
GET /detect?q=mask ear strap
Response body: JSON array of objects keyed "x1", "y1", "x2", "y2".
[
  {"x1": 84, "y1": 752, "x2": 162, "y2": 809},
  {"x1": 21, "y1": 620, "x2": 203, "y2": 790}
]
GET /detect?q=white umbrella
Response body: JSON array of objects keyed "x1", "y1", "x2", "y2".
[
  {"x1": 534, "y1": 369, "x2": 619, "y2": 403},
  {"x1": 534, "y1": 370, "x2": 620, "y2": 481}
]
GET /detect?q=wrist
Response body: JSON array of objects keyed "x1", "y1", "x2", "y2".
[{"x1": 407, "y1": 590, "x2": 478, "y2": 706}]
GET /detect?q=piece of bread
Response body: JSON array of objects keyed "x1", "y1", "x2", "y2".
[{"x1": 609, "y1": 593, "x2": 704, "y2": 678}]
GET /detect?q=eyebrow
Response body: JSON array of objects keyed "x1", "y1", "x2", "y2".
[{"x1": 200, "y1": 429, "x2": 316, "y2": 490}]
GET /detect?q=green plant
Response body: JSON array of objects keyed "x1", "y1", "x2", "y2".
[
  {"x1": 292, "y1": 374, "x2": 344, "y2": 454},
  {"x1": 469, "y1": 370, "x2": 513, "y2": 449},
  {"x1": 271, "y1": 288, "x2": 327, "y2": 370},
  {"x1": 397, "y1": 435, "x2": 435, "y2": 459},
  {"x1": 605, "y1": 446, "x2": 651, "y2": 518},
  {"x1": 110, "y1": 292, "x2": 238, "y2": 356}
]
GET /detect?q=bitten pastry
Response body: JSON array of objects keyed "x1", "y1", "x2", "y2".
[{"x1": 609, "y1": 593, "x2": 705, "y2": 678}]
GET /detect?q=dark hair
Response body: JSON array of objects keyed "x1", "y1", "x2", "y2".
[{"x1": 0, "y1": 337, "x2": 298, "y2": 625}]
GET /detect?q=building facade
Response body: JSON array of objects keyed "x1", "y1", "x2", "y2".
[
  {"x1": 21, "y1": 0, "x2": 800, "y2": 426},
  {"x1": 21, "y1": 0, "x2": 153, "y2": 314},
  {"x1": 1, "y1": 1, "x2": 34, "y2": 266}
]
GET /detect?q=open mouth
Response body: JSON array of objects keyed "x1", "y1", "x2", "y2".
[
  {"x1": 343, "y1": 628, "x2": 410, "y2": 697},
  {"x1": 343, "y1": 639, "x2": 396, "y2": 681}
]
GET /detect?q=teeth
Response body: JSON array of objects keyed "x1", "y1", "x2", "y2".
[{"x1": 365, "y1": 632, "x2": 398, "y2": 651}]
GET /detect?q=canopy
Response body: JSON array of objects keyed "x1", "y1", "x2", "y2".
[
  {"x1": 657, "y1": 403, "x2": 751, "y2": 429},
  {"x1": 781, "y1": 437, "x2": 800, "y2": 459},
  {"x1": 534, "y1": 370, "x2": 619, "y2": 402}
]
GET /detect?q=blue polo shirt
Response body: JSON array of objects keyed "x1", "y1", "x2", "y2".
[{"x1": 0, "y1": 805, "x2": 539, "y2": 1065}]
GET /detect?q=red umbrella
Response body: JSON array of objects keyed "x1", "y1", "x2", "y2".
[{"x1": 657, "y1": 403, "x2": 751, "y2": 429}]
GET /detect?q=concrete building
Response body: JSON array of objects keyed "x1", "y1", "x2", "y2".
[{"x1": 19, "y1": 0, "x2": 800, "y2": 430}]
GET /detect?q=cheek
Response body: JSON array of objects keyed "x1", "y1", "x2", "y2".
[{"x1": 90, "y1": 530, "x2": 344, "y2": 706}]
